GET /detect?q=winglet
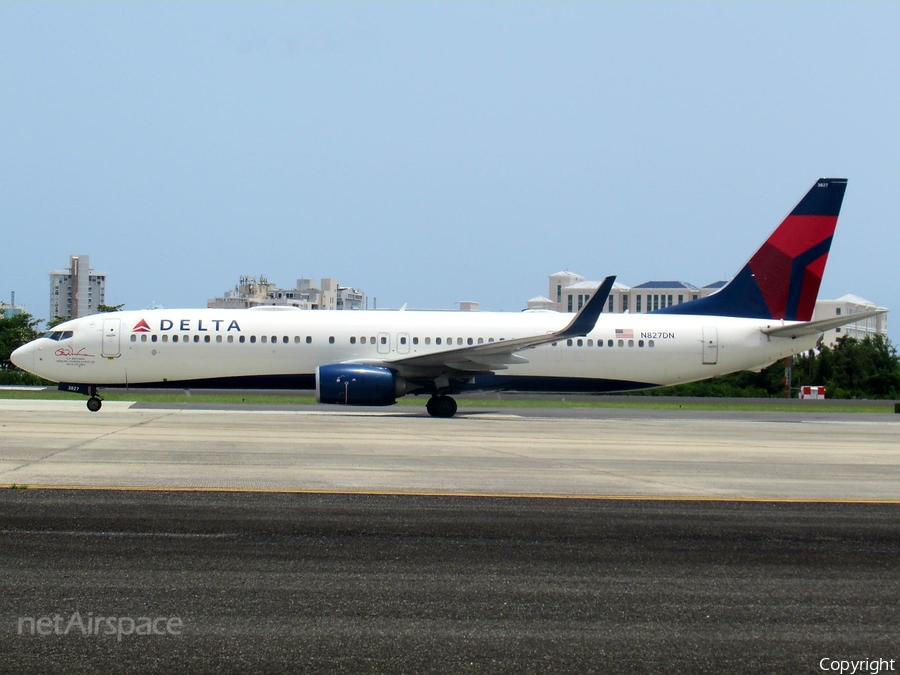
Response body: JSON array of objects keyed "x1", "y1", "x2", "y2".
[{"x1": 556, "y1": 275, "x2": 616, "y2": 339}]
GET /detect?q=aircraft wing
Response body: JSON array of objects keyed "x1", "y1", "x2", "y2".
[
  {"x1": 352, "y1": 276, "x2": 616, "y2": 377},
  {"x1": 761, "y1": 309, "x2": 887, "y2": 339}
]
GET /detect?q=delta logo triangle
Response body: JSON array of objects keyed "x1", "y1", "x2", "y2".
[{"x1": 132, "y1": 319, "x2": 152, "y2": 333}]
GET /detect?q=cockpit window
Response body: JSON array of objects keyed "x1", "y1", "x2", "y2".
[{"x1": 41, "y1": 331, "x2": 73, "y2": 341}]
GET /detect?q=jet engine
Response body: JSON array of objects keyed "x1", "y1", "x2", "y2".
[{"x1": 315, "y1": 364, "x2": 412, "y2": 406}]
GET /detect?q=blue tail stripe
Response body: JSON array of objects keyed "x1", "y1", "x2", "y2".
[
  {"x1": 655, "y1": 267, "x2": 770, "y2": 319},
  {"x1": 785, "y1": 236, "x2": 832, "y2": 320}
]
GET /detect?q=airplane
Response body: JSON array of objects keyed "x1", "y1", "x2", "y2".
[{"x1": 12, "y1": 178, "x2": 885, "y2": 418}]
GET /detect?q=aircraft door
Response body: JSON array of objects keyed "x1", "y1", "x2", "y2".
[
  {"x1": 377, "y1": 332, "x2": 391, "y2": 355},
  {"x1": 102, "y1": 318, "x2": 121, "y2": 358},
  {"x1": 397, "y1": 333, "x2": 410, "y2": 355},
  {"x1": 702, "y1": 326, "x2": 718, "y2": 365}
]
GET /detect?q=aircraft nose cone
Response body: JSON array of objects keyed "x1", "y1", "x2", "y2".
[{"x1": 10, "y1": 342, "x2": 34, "y2": 373}]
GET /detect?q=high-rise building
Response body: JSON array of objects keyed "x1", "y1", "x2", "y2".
[{"x1": 49, "y1": 254, "x2": 106, "y2": 320}]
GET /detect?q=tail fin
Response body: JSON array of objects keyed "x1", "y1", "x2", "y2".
[{"x1": 658, "y1": 178, "x2": 847, "y2": 320}]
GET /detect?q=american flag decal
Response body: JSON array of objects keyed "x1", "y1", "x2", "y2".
[{"x1": 615, "y1": 328, "x2": 634, "y2": 339}]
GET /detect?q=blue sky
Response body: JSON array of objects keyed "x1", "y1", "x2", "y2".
[{"x1": 2, "y1": 2, "x2": 897, "y2": 334}]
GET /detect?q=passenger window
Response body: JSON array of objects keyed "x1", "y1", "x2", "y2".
[
  {"x1": 261, "y1": 336, "x2": 268, "y2": 343},
  {"x1": 250, "y1": 336, "x2": 257, "y2": 344},
  {"x1": 566, "y1": 339, "x2": 573, "y2": 346},
  {"x1": 228, "y1": 336, "x2": 233, "y2": 343},
  {"x1": 151, "y1": 335, "x2": 158, "y2": 343},
  {"x1": 162, "y1": 335, "x2": 169, "y2": 343},
  {"x1": 413, "y1": 337, "x2": 419, "y2": 345},
  {"x1": 173, "y1": 335, "x2": 179, "y2": 343},
  {"x1": 617, "y1": 340, "x2": 624, "y2": 347},
  {"x1": 283, "y1": 336, "x2": 289, "y2": 344},
  {"x1": 130, "y1": 335, "x2": 137, "y2": 342},
  {"x1": 467, "y1": 338, "x2": 473, "y2": 345},
  {"x1": 329, "y1": 336, "x2": 335, "y2": 344},
  {"x1": 608, "y1": 339, "x2": 614, "y2": 347},
  {"x1": 350, "y1": 337, "x2": 357, "y2": 344},
  {"x1": 435, "y1": 338, "x2": 441, "y2": 345},
  {"x1": 425, "y1": 337, "x2": 431, "y2": 345},
  {"x1": 306, "y1": 336, "x2": 312, "y2": 344},
  {"x1": 380, "y1": 336, "x2": 387, "y2": 345},
  {"x1": 477, "y1": 338, "x2": 484, "y2": 344},
  {"x1": 239, "y1": 336, "x2": 245, "y2": 343},
  {"x1": 400, "y1": 337, "x2": 407, "y2": 345},
  {"x1": 204, "y1": 335, "x2": 211, "y2": 343},
  {"x1": 216, "y1": 335, "x2": 223, "y2": 343},
  {"x1": 457, "y1": 338, "x2": 463, "y2": 345},
  {"x1": 193, "y1": 335, "x2": 200, "y2": 343}
]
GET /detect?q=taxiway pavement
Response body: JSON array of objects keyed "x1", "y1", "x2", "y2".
[{"x1": 0, "y1": 399, "x2": 898, "y2": 500}]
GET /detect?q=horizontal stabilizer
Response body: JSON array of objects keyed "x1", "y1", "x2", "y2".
[{"x1": 761, "y1": 309, "x2": 887, "y2": 339}]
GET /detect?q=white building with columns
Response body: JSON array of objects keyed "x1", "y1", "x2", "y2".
[{"x1": 531, "y1": 271, "x2": 887, "y2": 348}]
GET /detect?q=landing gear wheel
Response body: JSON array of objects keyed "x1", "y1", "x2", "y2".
[
  {"x1": 86, "y1": 397, "x2": 102, "y2": 412},
  {"x1": 426, "y1": 395, "x2": 458, "y2": 419}
]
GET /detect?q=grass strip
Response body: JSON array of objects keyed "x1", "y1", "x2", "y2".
[{"x1": 0, "y1": 389, "x2": 892, "y2": 413}]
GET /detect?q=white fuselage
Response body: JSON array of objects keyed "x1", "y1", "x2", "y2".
[{"x1": 15, "y1": 307, "x2": 819, "y2": 393}]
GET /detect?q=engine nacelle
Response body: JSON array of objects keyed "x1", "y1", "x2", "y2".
[{"x1": 316, "y1": 364, "x2": 407, "y2": 406}]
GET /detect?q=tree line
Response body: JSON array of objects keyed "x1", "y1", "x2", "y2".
[
  {"x1": 2, "y1": 310, "x2": 898, "y2": 397},
  {"x1": 638, "y1": 333, "x2": 900, "y2": 399}
]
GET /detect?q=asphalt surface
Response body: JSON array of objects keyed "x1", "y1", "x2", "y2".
[{"x1": 1, "y1": 490, "x2": 898, "y2": 674}]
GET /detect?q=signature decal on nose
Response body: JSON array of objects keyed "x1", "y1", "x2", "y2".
[{"x1": 55, "y1": 346, "x2": 95, "y2": 358}]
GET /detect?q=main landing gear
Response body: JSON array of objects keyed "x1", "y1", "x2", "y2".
[{"x1": 426, "y1": 395, "x2": 458, "y2": 419}]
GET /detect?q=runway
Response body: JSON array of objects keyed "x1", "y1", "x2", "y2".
[
  {"x1": 2, "y1": 490, "x2": 899, "y2": 675},
  {"x1": 1, "y1": 399, "x2": 899, "y2": 500}
]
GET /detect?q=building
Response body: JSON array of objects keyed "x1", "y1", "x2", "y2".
[
  {"x1": 207, "y1": 276, "x2": 366, "y2": 310},
  {"x1": 535, "y1": 271, "x2": 888, "y2": 347},
  {"x1": 812, "y1": 294, "x2": 889, "y2": 345},
  {"x1": 542, "y1": 272, "x2": 719, "y2": 315},
  {"x1": 1, "y1": 293, "x2": 26, "y2": 318},
  {"x1": 49, "y1": 254, "x2": 106, "y2": 320}
]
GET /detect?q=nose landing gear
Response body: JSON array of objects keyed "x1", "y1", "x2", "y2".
[{"x1": 59, "y1": 383, "x2": 104, "y2": 412}]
